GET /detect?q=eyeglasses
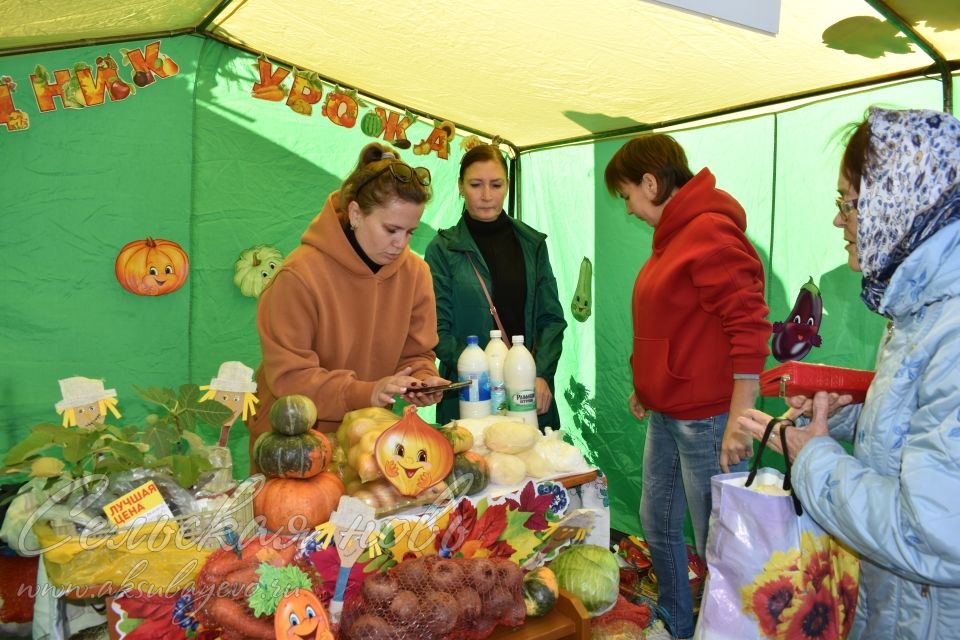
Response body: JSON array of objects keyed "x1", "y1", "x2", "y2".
[
  {"x1": 835, "y1": 196, "x2": 858, "y2": 222},
  {"x1": 355, "y1": 161, "x2": 431, "y2": 197}
]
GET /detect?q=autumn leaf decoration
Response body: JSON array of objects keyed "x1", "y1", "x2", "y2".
[
  {"x1": 517, "y1": 481, "x2": 555, "y2": 531},
  {"x1": 111, "y1": 593, "x2": 186, "y2": 640},
  {"x1": 433, "y1": 481, "x2": 555, "y2": 560}
]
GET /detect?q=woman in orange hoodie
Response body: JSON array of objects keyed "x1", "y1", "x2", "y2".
[
  {"x1": 248, "y1": 143, "x2": 448, "y2": 468},
  {"x1": 605, "y1": 134, "x2": 771, "y2": 639}
]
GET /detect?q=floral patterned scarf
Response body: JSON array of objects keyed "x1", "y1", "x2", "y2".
[{"x1": 858, "y1": 108, "x2": 960, "y2": 312}]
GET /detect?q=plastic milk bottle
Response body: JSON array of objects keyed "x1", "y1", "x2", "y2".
[
  {"x1": 458, "y1": 335, "x2": 491, "y2": 418},
  {"x1": 504, "y1": 335, "x2": 538, "y2": 426},
  {"x1": 485, "y1": 330, "x2": 509, "y2": 415}
]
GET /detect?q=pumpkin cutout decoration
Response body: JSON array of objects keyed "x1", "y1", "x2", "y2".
[
  {"x1": 114, "y1": 237, "x2": 189, "y2": 296},
  {"x1": 234, "y1": 244, "x2": 284, "y2": 298},
  {"x1": 374, "y1": 405, "x2": 454, "y2": 496}
]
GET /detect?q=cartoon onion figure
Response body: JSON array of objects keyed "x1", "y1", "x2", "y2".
[
  {"x1": 374, "y1": 405, "x2": 454, "y2": 496},
  {"x1": 199, "y1": 361, "x2": 258, "y2": 446},
  {"x1": 54, "y1": 376, "x2": 121, "y2": 427},
  {"x1": 771, "y1": 277, "x2": 824, "y2": 362}
]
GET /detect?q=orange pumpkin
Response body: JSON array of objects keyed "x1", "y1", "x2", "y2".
[
  {"x1": 253, "y1": 471, "x2": 344, "y2": 533},
  {"x1": 275, "y1": 588, "x2": 333, "y2": 640},
  {"x1": 114, "y1": 237, "x2": 189, "y2": 296},
  {"x1": 374, "y1": 406, "x2": 454, "y2": 496}
]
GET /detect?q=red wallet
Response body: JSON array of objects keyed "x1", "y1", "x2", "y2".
[{"x1": 759, "y1": 361, "x2": 875, "y2": 403}]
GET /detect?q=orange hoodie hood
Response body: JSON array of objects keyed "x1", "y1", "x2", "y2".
[{"x1": 301, "y1": 191, "x2": 411, "y2": 280}]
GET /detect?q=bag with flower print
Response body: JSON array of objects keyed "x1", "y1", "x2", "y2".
[{"x1": 694, "y1": 418, "x2": 860, "y2": 640}]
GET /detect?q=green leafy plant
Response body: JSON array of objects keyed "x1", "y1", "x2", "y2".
[{"x1": 2, "y1": 384, "x2": 233, "y2": 489}]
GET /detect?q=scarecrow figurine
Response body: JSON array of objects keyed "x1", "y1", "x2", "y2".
[
  {"x1": 200, "y1": 361, "x2": 259, "y2": 446},
  {"x1": 54, "y1": 376, "x2": 121, "y2": 427},
  {"x1": 312, "y1": 496, "x2": 379, "y2": 624}
]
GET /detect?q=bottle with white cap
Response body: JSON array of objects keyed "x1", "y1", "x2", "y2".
[
  {"x1": 503, "y1": 334, "x2": 538, "y2": 426},
  {"x1": 458, "y1": 335, "x2": 491, "y2": 418},
  {"x1": 485, "y1": 329, "x2": 509, "y2": 415}
]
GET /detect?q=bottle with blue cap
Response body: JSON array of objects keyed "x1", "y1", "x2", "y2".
[{"x1": 457, "y1": 335, "x2": 491, "y2": 418}]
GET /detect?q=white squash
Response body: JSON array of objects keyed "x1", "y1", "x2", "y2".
[
  {"x1": 516, "y1": 447, "x2": 554, "y2": 478},
  {"x1": 534, "y1": 428, "x2": 589, "y2": 473},
  {"x1": 486, "y1": 452, "x2": 527, "y2": 485},
  {"x1": 485, "y1": 421, "x2": 541, "y2": 454}
]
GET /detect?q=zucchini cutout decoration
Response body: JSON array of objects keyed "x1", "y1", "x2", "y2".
[
  {"x1": 570, "y1": 256, "x2": 593, "y2": 322},
  {"x1": 771, "y1": 277, "x2": 823, "y2": 362}
]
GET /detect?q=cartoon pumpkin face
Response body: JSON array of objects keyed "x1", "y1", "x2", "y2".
[
  {"x1": 234, "y1": 244, "x2": 284, "y2": 298},
  {"x1": 374, "y1": 406, "x2": 454, "y2": 496},
  {"x1": 274, "y1": 588, "x2": 332, "y2": 640},
  {"x1": 114, "y1": 237, "x2": 189, "y2": 296}
]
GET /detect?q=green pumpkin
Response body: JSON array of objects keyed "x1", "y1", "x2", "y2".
[
  {"x1": 253, "y1": 429, "x2": 331, "y2": 479},
  {"x1": 445, "y1": 451, "x2": 489, "y2": 496},
  {"x1": 269, "y1": 394, "x2": 317, "y2": 436},
  {"x1": 439, "y1": 424, "x2": 474, "y2": 454},
  {"x1": 522, "y1": 566, "x2": 559, "y2": 617},
  {"x1": 360, "y1": 110, "x2": 384, "y2": 137}
]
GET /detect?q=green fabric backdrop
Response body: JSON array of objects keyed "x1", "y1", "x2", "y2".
[{"x1": 0, "y1": 34, "x2": 951, "y2": 538}]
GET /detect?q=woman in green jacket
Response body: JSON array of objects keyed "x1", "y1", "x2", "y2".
[{"x1": 424, "y1": 145, "x2": 567, "y2": 429}]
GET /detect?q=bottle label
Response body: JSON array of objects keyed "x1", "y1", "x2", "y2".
[
  {"x1": 490, "y1": 382, "x2": 506, "y2": 414},
  {"x1": 459, "y1": 371, "x2": 490, "y2": 402},
  {"x1": 507, "y1": 389, "x2": 535, "y2": 412}
]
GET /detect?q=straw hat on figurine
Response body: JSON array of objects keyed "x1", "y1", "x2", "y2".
[
  {"x1": 54, "y1": 376, "x2": 117, "y2": 412},
  {"x1": 206, "y1": 361, "x2": 257, "y2": 393},
  {"x1": 200, "y1": 361, "x2": 259, "y2": 425}
]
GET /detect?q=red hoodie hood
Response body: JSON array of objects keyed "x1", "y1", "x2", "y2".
[{"x1": 653, "y1": 168, "x2": 746, "y2": 252}]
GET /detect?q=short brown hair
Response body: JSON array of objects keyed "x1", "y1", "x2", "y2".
[
  {"x1": 340, "y1": 143, "x2": 431, "y2": 220},
  {"x1": 604, "y1": 134, "x2": 694, "y2": 205},
  {"x1": 459, "y1": 144, "x2": 509, "y2": 181},
  {"x1": 840, "y1": 118, "x2": 873, "y2": 192}
]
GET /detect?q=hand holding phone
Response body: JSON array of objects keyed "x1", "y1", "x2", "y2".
[{"x1": 406, "y1": 380, "x2": 472, "y2": 394}]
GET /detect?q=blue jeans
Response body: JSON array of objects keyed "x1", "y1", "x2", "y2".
[{"x1": 639, "y1": 411, "x2": 746, "y2": 638}]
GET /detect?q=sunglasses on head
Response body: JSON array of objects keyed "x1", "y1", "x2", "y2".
[{"x1": 356, "y1": 161, "x2": 431, "y2": 196}]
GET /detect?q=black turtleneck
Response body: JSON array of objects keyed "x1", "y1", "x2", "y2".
[
  {"x1": 344, "y1": 225, "x2": 382, "y2": 274},
  {"x1": 464, "y1": 211, "x2": 526, "y2": 343}
]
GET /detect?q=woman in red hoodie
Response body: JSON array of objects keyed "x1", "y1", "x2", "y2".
[{"x1": 605, "y1": 134, "x2": 771, "y2": 639}]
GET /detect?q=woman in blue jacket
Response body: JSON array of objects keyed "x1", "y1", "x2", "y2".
[
  {"x1": 424, "y1": 144, "x2": 566, "y2": 429},
  {"x1": 741, "y1": 107, "x2": 960, "y2": 639}
]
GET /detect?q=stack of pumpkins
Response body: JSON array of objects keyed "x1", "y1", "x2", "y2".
[{"x1": 251, "y1": 394, "x2": 345, "y2": 533}]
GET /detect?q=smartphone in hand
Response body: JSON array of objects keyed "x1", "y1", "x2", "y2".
[{"x1": 407, "y1": 380, "x2": 472, "y2": 394}]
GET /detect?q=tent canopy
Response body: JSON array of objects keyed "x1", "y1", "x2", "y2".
[{"x1": 2, "y1": 0, "x2": 958, "y2": 148}]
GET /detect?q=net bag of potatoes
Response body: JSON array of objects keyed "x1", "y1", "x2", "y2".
[{"x1": 339, "y1": 555, "x2": 526, "y2": 640}]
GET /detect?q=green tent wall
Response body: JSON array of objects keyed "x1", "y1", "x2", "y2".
[{"x1": 0, "y1": 34, "x2": 955, "y2": 537}]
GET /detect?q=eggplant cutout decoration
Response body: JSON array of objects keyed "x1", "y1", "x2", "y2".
[{"x1": 771, "y1": 277, "x2": 823, "y2": 362}]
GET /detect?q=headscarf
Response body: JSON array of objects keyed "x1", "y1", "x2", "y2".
[{"x1": 858, "y1": 107, "x2": 960, "y2": 312}]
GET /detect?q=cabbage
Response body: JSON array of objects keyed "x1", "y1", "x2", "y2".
[{"x1": 549, "y1": 544, "x2": 620, "y2": 616}]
